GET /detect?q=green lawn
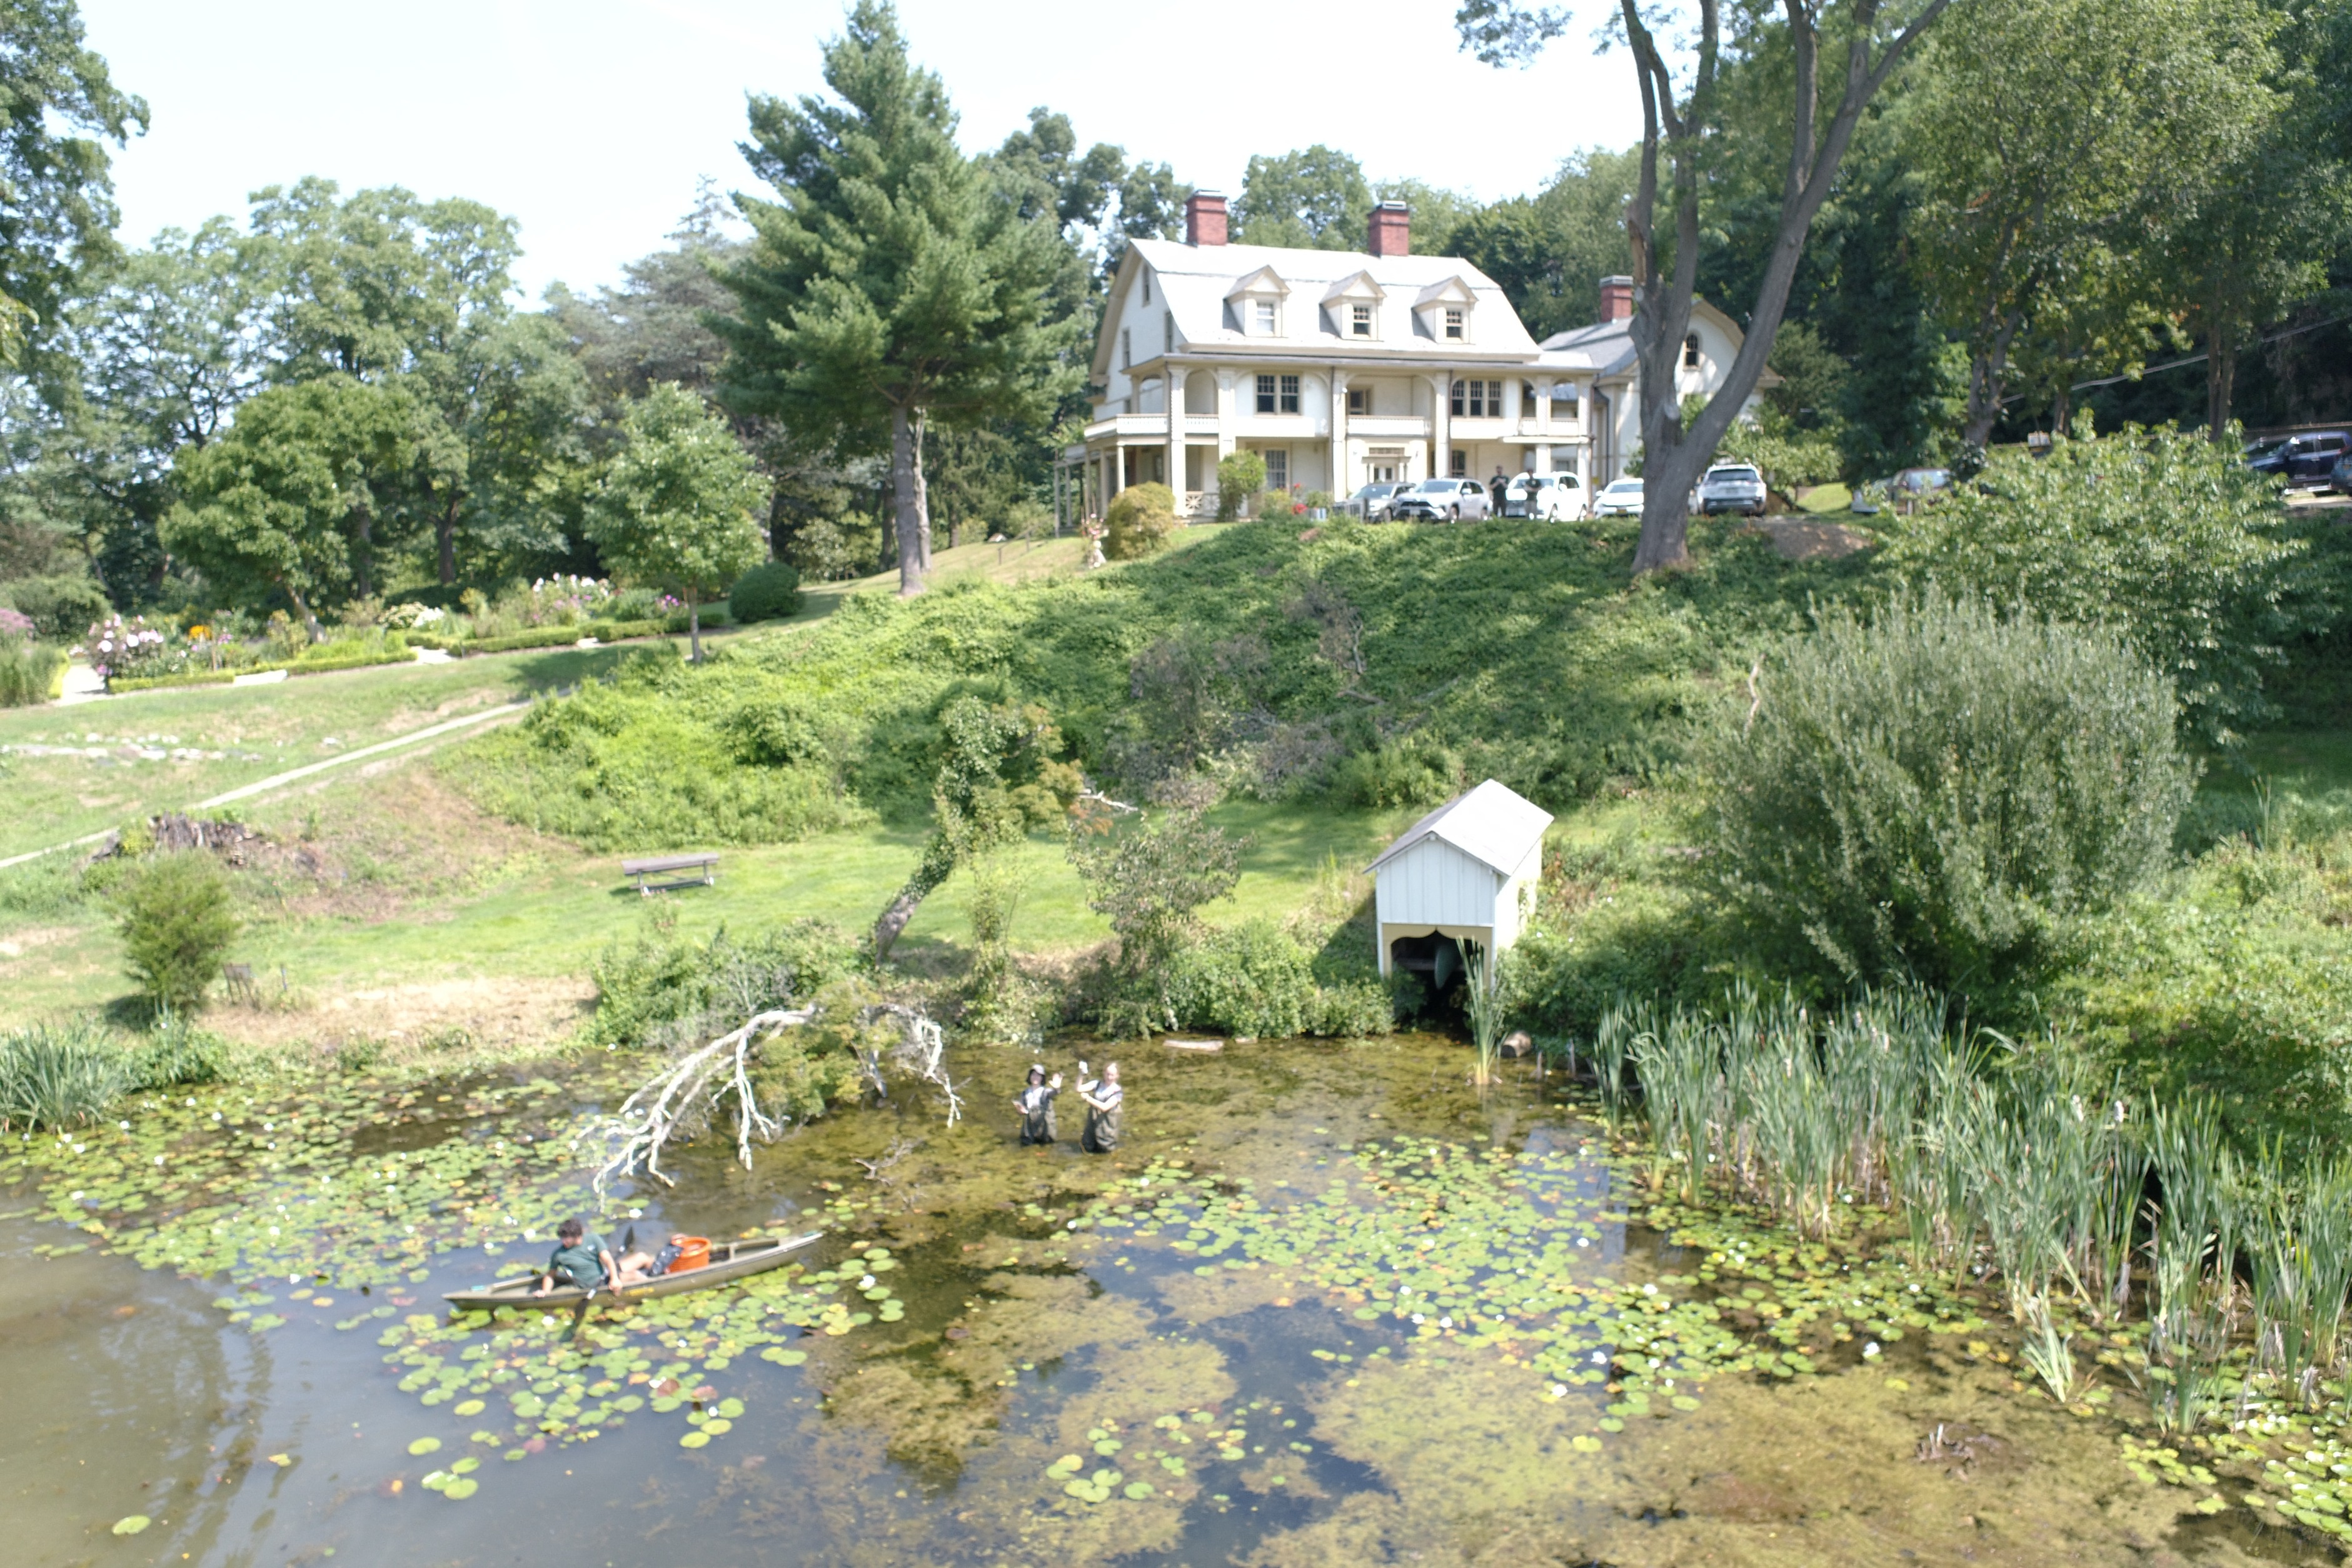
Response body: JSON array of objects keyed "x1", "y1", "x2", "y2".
[{"x1": 0, "y1": 645, "x2": 649, "y2": 860}]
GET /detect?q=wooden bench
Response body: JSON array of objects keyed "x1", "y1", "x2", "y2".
[{"x1": 621, "y1": 853, "x2": 720, "y2": 895}]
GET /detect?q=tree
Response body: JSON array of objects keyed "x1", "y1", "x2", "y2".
[
  {"x1": 713, "y1": 1, "x2": 1074, "y2": 597},
  {"x1": 1460, "y1": 0, "x2": 1953, "y2": 574},
  {"x1": 162, "y1": 376, "x2": 435, "y2": 624},
  {"x1": 2167, "y1": 1, "x2": 2351, "y2": 438},
  {"x1": 0, "y1": 0, "x2": 146, "y2": 375},
  {"x1": 1905, "y1": 0, "x2": 2276, "y2": 453},
  {"x1": 114, "y1": 850, "x2": 239, "y2": 1014},
  {"x1": 1232, "y1": 146, "x2": 1372, "y2": 249},
  {"x1": 586, "y1": 383, "x2": 766, "y2": 661}
]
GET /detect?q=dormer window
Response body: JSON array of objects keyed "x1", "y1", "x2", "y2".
[
  {"x1": 1444, "y1": 308, "x2": 1465, "y2": 340},
  {"x1": 1350, "y1": 304, "x2": 1372, "y2": 337},
  {"x1": 1254, "y1": 300, "x2": 1277, "y2": 335},
  {"x1": 1684, "y1": 334, "x2": 1701, "y2": 369}
]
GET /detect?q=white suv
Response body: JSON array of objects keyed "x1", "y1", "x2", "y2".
[
  {"x1": 1503, "y1": 473, "x2": 1581, "y2": 520},
  {"x1": 1390, "y1": 477, "x2": 1492, "y2": 521},
  {"x1": 1699, "y1": 463, "x2": 1768, "y2": 516}
]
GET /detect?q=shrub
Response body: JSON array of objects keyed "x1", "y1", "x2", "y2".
[
  {"x1": 1167, "y1": 918, "x2": 1319, "y2": 1037},
  {"x1": 1069, "y1": 800, "x2": 1244, "y2": 1035},
  {"x1": 128, "y1": 1013, "x2": 228, "y2": 1088},
  {"x1": 0, "y1": 637, "x2": 63, "y2": 706},
  {"x1": 1105, "y1": 483, "x2": 1179, "y2": 561},
  {"x1": 730, "y1": 560, "x2": 803, "y2": 623},
  {"x1": 1215, "y1": 451, "x2": 1266, "y2": 521},
  {"x1": 1879, "y1": 423, "x2": 2328, "y2": 747},
  {"x1": 0, "y1": 573, "x2": 109, "y2": 639},
  {"x1": 1698, "y1": 591, "x2": 2193, "y2": 997},
  {"x1": 0, "y1": 1017, "x2": 133, "y2": 1129},
  {"x1": 113, "y1": 852, "x2": 241, "y2": 1013},
  {"x1": 587, "y1": 918, "x2": 860, "y2": 1051}
]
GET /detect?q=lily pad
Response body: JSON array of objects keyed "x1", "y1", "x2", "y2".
[
  {"x1": 408, "y1": 1437, "x2": 442, "y2": 1455},
  {"x1": 111, "y1": 1515, "x2": 151, "y2": 1536}
]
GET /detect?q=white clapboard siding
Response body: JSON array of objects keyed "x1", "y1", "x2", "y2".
[{"x1": 1367, "y1": 778, "x2": 1553, "y2": 977}]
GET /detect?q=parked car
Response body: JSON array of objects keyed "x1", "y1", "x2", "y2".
[
  {"x1": 1343, "y1": 482, "x2": 1408, "y2": 520},
  {"x1": 2331, "y1": 448, "x2": 2352, "y2": 496},
  {"x1": 1592, "y1": 477, "x2": 1644, "y2": 517},
  {"x1": 1502, "y1": 473, "x2": 1581, "y2": 520},
  {"x1": 1698, "y1": 463, "x2": 1768, "y2": 516},
  {"x1": 2247, "y1": 430, "x2": 2350, "y2": 487},
  {"x1": 1849, "y1": 466, "x2": 1952, "y2": 516},
  {"x1": 1390, "y1": 477, "x2": 1492, "y2": 521}
]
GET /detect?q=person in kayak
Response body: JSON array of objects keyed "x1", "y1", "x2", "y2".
[
  {"x1": 1077, "y1": 1060, "x2": 1123, "y2": 1153},
  {"x1": 535, "y1": 1217, "x2": 617, "y2": 1296},
  {"x1": 612, "y1": 1233, "x2": 691, "y2": 1285},
  {"x1": 1015, "y1": 1063, "x2": 1062, "y2": 1145}
]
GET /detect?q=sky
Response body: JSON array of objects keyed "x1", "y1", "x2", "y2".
[{"x1": 79, "y1": 0, "x2": 1643, "y2": 302}]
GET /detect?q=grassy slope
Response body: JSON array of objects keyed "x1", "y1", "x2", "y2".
[{"x1": 0, "y1": 646, "x2": 644, "y2": 859}]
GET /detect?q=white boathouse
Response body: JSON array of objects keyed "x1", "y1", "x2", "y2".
[{"x1": 1366, "y1": 778, "x2": 1552, "y2": 991}]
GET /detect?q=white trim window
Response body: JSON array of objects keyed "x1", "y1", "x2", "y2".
[
  {"x1": 1255, "y1": 374, "x2": 1278, "y2": 413},
  {"x1": 1444, "y1": 307, "x2": 1465, "y2": 340},
  {"x1": 1265, "y1": 449, "x2": 1289, "y2": 490},
  {"x1": 1350, "y1": 303, "x2": 1373, "y2": 338},
  {"x1": 1449, "y1": 379, "x2": 1501, "y2": 418},
  {"x1": 1121, "y1": 328, "x2": 1132, "y2": 369},
  {"x1": 1279, "y1": 374, "x2": 1300, "y2": 413},
  {"x1": 1346, "y1": 385, "x2": 1369, "y2": 416},
  {"x1": 1254, "y1": 299, "x2": 1278, "y2": 336}
]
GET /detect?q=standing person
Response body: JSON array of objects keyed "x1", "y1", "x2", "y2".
[
  {"x1": 1014, "y1": 1063, "x2": 1062, "y2": 1145},
  {"x1": 533, "y1": 1217, "x2": 616, "y2": 1297},
  {"x1": 1487, "y1": 466, "x2": 1508, "y2": 516},
  {"x1": 1077, "y1": 1060, "x2": 1124, "y2": 1153}
]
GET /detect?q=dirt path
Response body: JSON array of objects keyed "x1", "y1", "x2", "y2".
[{"x1": 0, "y1": 700, "x2": 530, "y2": 871}]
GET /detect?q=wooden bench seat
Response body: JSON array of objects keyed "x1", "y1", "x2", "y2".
[{"x1": 621, "y1": 853, "x2": 719, "y2": 895}]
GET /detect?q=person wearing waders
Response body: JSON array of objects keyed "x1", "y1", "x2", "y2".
[
  {"x1": 1014, "y1": 1063, "x2": 1062, "y2": 1145},
  {"x1": 1077, "y1": 1060, "x2": 1124, "y2": 1153}
]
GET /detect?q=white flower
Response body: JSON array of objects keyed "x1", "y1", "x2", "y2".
[{"x1": 1862, "y1": 1341, "x2": 1882, "y2": 1358}]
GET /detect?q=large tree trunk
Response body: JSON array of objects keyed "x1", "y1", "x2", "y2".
[
  {"x1": 437, "y1": 495, "x2": 459, "y2": 585},
  {"x1": 1616, "y1": 0, "x2": 1951, "y2": 575},
  {"x1": 912, "y1": 410, "x2": 933, "y2": 571},
  {"x1": 2207, "y1": 330, "x2": 2238, "y2": 442},
  {"x1": 890, "y1": 403, "x2": 925, "y2": 596}
]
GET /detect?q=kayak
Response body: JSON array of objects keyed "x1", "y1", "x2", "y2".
[{"x1": 442, "y1": 1231, "x2": 823, "y2": 1311}]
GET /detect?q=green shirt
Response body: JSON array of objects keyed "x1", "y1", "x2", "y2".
[{"x1": 546, "y1": 1233, "x2": 607, "y2": 1290}]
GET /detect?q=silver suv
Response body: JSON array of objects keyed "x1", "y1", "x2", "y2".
[
  {"x1": 1390, "y1": 478, "x2": 1492, "y2": 521},
  {"x1": 1345, "y1": 482, "x2": 1407, "y2": 521},
  {"x1": 1699, "y1": 463, "x2": 1767, "y2": 516}
]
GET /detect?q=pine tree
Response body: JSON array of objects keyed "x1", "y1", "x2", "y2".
[{"x1": 711, "y1": 1, "x2": 1073, "y2": 596}]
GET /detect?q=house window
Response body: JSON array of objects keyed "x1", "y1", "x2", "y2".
[
  {"x1": 1444, "y1": 307, "x2": 1465, "y2": 339},
  {"x1": 1279, "y1": 374, "x2": 1299, "y2": 414},
  {"x1": 1684, "y1": 333, "x2": 1701, "y2": 369},
  {"x1": 1255, "y1": 374, "x2": 1277, "y2": 414},
  {"x1": 1142, "y1": 273, "x2": 1152, "y2": 305},
  {"x1": 1121, "y1": 328, "x2": 1131, "y2": 369},
  {"x1": 1265, "y1": 449, "x2": 1288, "y2": 490},
  {"x1": 1350, "y1": 304, "x2": 1372, "y2": 337},
  {"x1": 1450, "y1": 448, "x2": 1469, "y2": 476},
  {"x1": 1254, "y1": 299, "x2": 1277, "y2": 335},
  {"x1": 1450, "y1": 379, "x2": 1498, "y2": 418},
  {"x1": 1347, "y1": 386, "x2": 1369, "y2": 416},
  {"x1": 1164, "y1": 310, "x2": 1173, "y2": 353}
]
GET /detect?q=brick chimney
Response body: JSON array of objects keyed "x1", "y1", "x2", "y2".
[
  {"x1": 1185, "y1": 190, "x2": 1228, "y2": 247},
  {"x1": 1599, "y1": 275, "x2": 1636, "y2": 322},
  {"x1": 1368, "y1": 201, "x2": 1410, "y2": 258}
]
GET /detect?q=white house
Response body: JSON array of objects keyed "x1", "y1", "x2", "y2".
[
  {"x1": 1366, "y1": 778, "x2": 1554, "y2": 990},
  {"x1": 1070, "y1": 193, "x2": 1774, "y2": 516}
]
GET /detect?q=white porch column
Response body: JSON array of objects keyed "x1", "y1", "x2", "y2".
[
  {"x1": 1165, "y1": 368, "x2": 1186, "y2": 511},
  {"x1": 1329, "y1": 368, "x2": 1350, "y2": 501},
  {"x1": 1215, "y1": 369, "x2": 1236, "y2": 462},
  {"x1": 1429, "y1": 373, "x2": 1452, "y2": 480}
]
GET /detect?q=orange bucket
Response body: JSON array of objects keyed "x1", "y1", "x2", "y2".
[{"x1": 668, "y1": 1236, "x2": 711, "y2": 1274}]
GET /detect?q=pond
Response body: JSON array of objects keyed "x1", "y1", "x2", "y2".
[{"x1": 1, "y1": 1035, "x2": 2334, "y2": 1566}]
